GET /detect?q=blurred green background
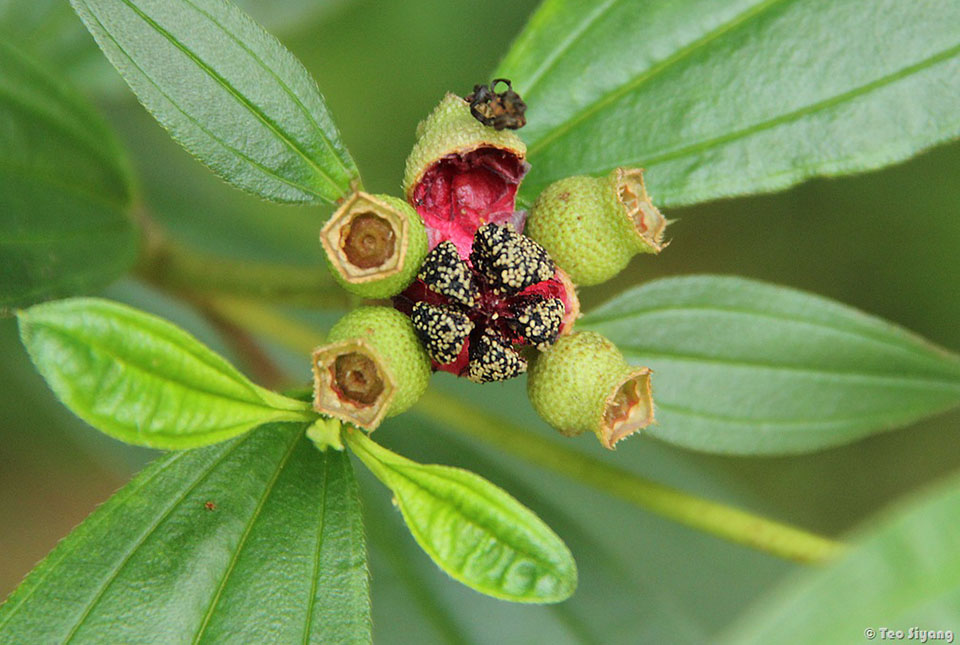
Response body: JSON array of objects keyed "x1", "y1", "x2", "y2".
[{"x1": 2, "y1": 0, "x2": 959, "y2": 642}]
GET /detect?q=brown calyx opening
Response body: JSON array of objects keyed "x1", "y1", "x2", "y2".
[
  {"x1": 312, "y1": 339, "x2": 396, "y2": 430},
  {"x1": 333, "y1": 352, "x2": 385, "y2": 405},
  {"x1": 320, "y1": 192, "x2": 408, "y2": 283},
  {"x1": 600, "y1": 367, "x2": 654, "y2": 449},
  {"x1": 616, "y1": 168, "x2": 667, "y2": 252},
  {"x1": 341, "y1": 212, "x2": 396, "y2": 269}
]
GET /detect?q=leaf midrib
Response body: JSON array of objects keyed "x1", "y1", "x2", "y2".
[
  {"x1": 190, "y1": 428, "x2": 303, "y2": 644},
  {"x1": 180, "y1": 0, "x2": 355, "y2": 182},
  {"x1": 583, "y1": 302, "x2": 960, "y2": 371},
  {"x1": 654, "y1": 398, "x2": 960, "y2": 429},
  {"x1": 301, "y1": 450, "x2": 329, "y2": 645},
  {"x1": 618, "y1": 348, "x2": 960, "y2": 392},
  {"x1": 387, "y1": 463, "x2": 564, "y2": 575},
  {"x1": 0, "y1": 160, "x2": 129, "y2": 212},
  {"x1": 31, "y1": 321, "x2": 304, "y2": 427},
  {"x1": 75, "y1": 1, "x2": 325, "y2": 201},
  {"x1": 109, "y1": 0, "x2": 345, "y2": 197},
  {"x1": 0, "y1": 220, "x2": 129, "y2": 246},
  {"x1": 514, "y1": 0, "x2": 620, "y2": 99},
  {"x1": 17, "y1": 9, "x2": 330, "y2": 202},
  {"x1": 526, "y1": 0, "x2": 788, "y2": 155},
  {"x1": 60, "y1": 443, "x2": 244, "y2": 644},
  {"x1": 0, "y1": 77, "x2": 125, "y2": 185},
  {"x1": 615, "y1": 43, "x2": 960, "y2": 172}
]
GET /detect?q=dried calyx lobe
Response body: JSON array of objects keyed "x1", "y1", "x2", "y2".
[{"x1": 395, "y1": 224, "x2": 569, "y2": 383}]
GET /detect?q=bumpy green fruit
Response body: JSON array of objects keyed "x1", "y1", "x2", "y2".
[
  {"x1": 527, "y1": 331, "x2": 654, "y2": 449},
  {"x1": 526, "y1": 168, "x2": 667, "y2": 286},
  {"x1": 313, "y1": 307, "x2": 431, "y2": 430},
  {"x1": 320, "y1": 192, "x2": 428, "y2": 298}
]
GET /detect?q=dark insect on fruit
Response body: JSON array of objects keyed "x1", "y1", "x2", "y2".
[{"x1": 465, "y1": 78, "x2": 527, "y2": 130}]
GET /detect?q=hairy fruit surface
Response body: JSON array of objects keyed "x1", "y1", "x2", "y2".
[
  {"x1": 320, "y1": 192, "x2": 428, "y2": 298},
  {"x1": 313, "y1": 307, "x2": 431, "y2": 430},
  {"x1": 528, "y1": 331, "x2": 654, "y2": 449},
  {"x1": 527, "y1": 168, "x2": 667, "y2": 286}
]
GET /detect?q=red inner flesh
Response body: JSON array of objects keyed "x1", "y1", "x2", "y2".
[{"x1": 412, "y1": 148, "x2": 527, "y2": 256}]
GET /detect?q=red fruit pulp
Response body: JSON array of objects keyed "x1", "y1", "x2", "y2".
[{"x1": 411, "y1": 148, "x2": 528, "y2": 257}]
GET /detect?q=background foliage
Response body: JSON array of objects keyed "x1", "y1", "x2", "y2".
[{"x1": 1, "y1": 0, "x2": 959, "y2": 642}]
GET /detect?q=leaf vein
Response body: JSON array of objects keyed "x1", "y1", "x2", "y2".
[
  {"x1": 516, "y1": 0, "x2": 620, "y2": 98},
  {"x1": 0, "y1": 451, "x2": 190, "y2": 632},
  {"x1": 633, "y1": 43, "x2": 960, "y2": 170},
  {"x1": 60, "y1": 442, "x2": 245, "y2": 644},
  {"x1": 619, "y1": 349, "x2": 960, "y2": 392},
  {"x1": 111, "y1": 0, "x2": 344, "y2": 197},
  {"x1": 76, "y1": 1, "x2": 327, "y2": 200},
  {"x1": 302, "y1": 449, "x2": 329, "y2": 645},
  {"x1": 527, "y1": 0, "x2": 788, "y2": 155},
  {"x1": 191, "y1": 427, "x2": 304, "y2": 644},
  {"x1": 583, "y1": 302, "x2": 960, "y2": 369},
  {"x1": 179, "y1": 0, "x2": 355, "y2": 181}
]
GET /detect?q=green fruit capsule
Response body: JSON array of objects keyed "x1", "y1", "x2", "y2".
[
  {"x1": 527, "y1": 331, "x2": 654, "y2": 449},
  {"x1": 320, "y1": 192, "x2": 428, "y2": 298},
  {"x1": 312, "y1": 307, "x2": 431, "y2": 431},
  {"x1": 526, "y1": 168, "x2": 667, "y2": 286}
]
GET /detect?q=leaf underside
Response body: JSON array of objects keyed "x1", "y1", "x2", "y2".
[
  {"x1": 580, "y1": 275, "x2": 960, "y2": 455},
  {"x1": 0, "y1": 423, "x2": 372, "y2": 645},
  {"x1": 70, "y1": 0, "x2": 359, "y2": 203},
  {"x1": 500, "y1": 0, "x2": 960, "y2": 206}
]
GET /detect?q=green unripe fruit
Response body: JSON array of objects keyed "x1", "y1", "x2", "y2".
[
  {"x1": 312, "y1": 307, "x2": 431, "y2": 430},
  {"x1": 527, "y1": 331, "x2": 654, "y2": 449},
  {"x1": 526, "y1": 168, "x2": 667, "y2": 286},
  {"x1": 320, "y1": 192, "x2": 428, "y2": 298}
]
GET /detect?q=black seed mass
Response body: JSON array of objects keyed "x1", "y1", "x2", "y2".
[
  {"x1": 399, "y1": 224, "x2": 568, "y2": 383},
  {"x1": 417, "y1": 241, "x2": 478, "y2": 307},
  {"x1": 467, "y1": 329, "x2": 527, "y2": 383},
  {"x1": 411, "y1": 302, "x2": 472, "y2": 365},
  {"x1": 470, "y1": 224, "x2": 554, "y2": 294}
]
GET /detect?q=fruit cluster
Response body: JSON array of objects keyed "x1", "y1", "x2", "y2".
[{"x1": 314, "y1": 90, "x2": 666, "y2": 449}]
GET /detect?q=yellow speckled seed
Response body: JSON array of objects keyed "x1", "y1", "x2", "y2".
[{"x1": 526, "y1": 169, "x2": 667, "y2": 286}]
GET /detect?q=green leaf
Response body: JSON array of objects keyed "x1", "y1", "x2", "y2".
[
  {"x1": 579, "y1": 275, "x2": 960, "y2": 455},
  {"x1": 723, "y1": 475, "x2": 960, "y2": 643},
  {"x1": 0, "y1": 0, "x2": 351, "y2": 98},
  {"x1": 0, "y1": 423, "x2": 372, "y2": 644},
  {"x1": 344, "y1": 428, "x2": 577, "y2": 604},
  {"x1": 499, "y1": 0, "x2": 960, "y2": 206},
  {"x1": 17, "y1": 298, "x2": 315, "y2": 449},
  {"x1": 70, "y1": 0, "x2": 360, "y2": 203},
  {"x1": 0, "y1": 39, "x2": 137, "y2": 313}
]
